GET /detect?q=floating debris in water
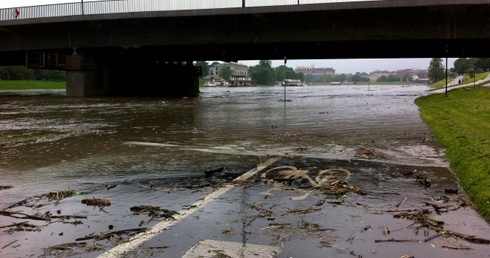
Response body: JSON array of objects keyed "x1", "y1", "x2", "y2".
[{"x1": 81, "y1": 198, "x2": 111, "y2": 207}]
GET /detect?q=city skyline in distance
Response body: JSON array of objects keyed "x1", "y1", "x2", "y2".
[{"x1": 238, "y1": 58, "x2": 457, "y2": 74}]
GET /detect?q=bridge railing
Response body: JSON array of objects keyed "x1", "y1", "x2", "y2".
[{"x1": 0, "y1": 0, "x2": 378, "y2": 21}]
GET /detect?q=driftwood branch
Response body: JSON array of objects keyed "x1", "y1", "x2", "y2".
[
  {"x1": 0, "y1": 211, "x2": 50, "y2": 221},
  {"x1": 375, "y1": 238, "x2": 420, "y2": 243},
  {"x1": 76, "y1": 228, "x2": 147, "y2": 241},
  {"x1": 443, "y1": 230, "x2": 490, "y2": 244}
]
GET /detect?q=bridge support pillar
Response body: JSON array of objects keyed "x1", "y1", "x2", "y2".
[{"x1": 66, "y1": 56, "x2": 200, "y2": 97}]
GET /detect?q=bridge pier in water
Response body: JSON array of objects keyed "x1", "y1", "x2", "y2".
[{"x1": 66, "y1": 55, "x2": 200, "y2": 97}]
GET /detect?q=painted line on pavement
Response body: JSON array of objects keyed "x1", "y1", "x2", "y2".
[{"x1": 97, "y1": 156, "x2": 281, "y2": 258}]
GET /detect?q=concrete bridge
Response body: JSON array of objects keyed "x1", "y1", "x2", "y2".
[{"x1": 1, "y1": 0, "x2": 489, "y2": 96}]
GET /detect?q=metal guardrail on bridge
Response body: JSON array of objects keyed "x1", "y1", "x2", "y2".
[{"x1": 0, "y1": 0, "x2": 379, "y2": 21}]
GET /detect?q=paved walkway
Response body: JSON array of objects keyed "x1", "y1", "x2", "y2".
[{"x1": 432, "y1": 73, "x2": 490, "y2": 94}]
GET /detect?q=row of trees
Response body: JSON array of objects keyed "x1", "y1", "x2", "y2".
[
  {"x1": 195, "y1": 60, "x2": 305, "y2": 85},
  {"x1": 428, "y1": 58, "x2": 490, "y2": 83},
  {"x1": 248, "y1": 60, "x2": 304, "y2": 85},
  {"x1": 0, "y1": 66, "x2": 65, "y2": 81},
  {"x1": 196, "y1": 60, "x2": 413, "y2": 85}
]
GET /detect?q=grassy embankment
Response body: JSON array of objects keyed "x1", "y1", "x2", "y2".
[
  {"x1": 415, "y1": 87, "x2": 490, "y2": 222},
  {"x1": 0, "y1": 80, "x2": 66, "y2": 90},
  {"x1": 431, "y1": 72, "x2": 490, "y2": 89}
]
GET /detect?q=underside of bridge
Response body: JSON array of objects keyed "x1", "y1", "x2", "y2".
[
  {"x1": 1, "y1": 0, "x2": 490, "y2": 96},
  {"x1": 63, "y1": 54, "x2": 199, "y2": 97}
]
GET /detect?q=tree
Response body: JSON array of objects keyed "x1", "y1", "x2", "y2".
[
  {"x1": 333, "y1": 74, "x2": 348, "y2": 82},
  {"x1": 258, "y1": 60, "x2": 272, "y2": 68},
  {"x1": 387, "y1": 74, "x2": 399, "y2": 82},
  {"x1": 194, "y1": 61, "x2": 209, "y2": 77},
  {"x1": 274, "y1": 65, "x2": 296, "y2": 81},
  {"x1": 400, "y1": 74, "x2": 412, "y2": 82},
  {"x1": 475, "y1": 58, "x2": 490, "y2": 72},
  {"x1": 351, "y1": 73, "x2": 363, "y2": 83},
  {"x1": 467, "y1": 68, "x2": 475, "y2": 78},
  {"x1": 453, "y1": 58, "x2": 475, "y2": 75},
  {"x1": 428, "y1": 58, "x2": 445, "y2": 83},
  {"x1": 249, "y1": 60, "x2": 275, "y2": 85},
  {"x1": 0, "y1": 66, "x2": 35, "y2": 80},
  {"x1": 219, "y1": 66, "x2": 232, "y2": 80}
]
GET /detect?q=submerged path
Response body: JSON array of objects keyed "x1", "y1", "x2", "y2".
[{"x1": 0, "y1": 85, "x2": 489, "y2": 257}]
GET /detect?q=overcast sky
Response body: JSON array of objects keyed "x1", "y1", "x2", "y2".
[{"x1": 0, "y1": 1, "x2": 457, "y2": 73}]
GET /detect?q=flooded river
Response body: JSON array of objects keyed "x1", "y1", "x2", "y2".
[{"x1": 0, "y1": 85, "x2": 489, "y2": 257}]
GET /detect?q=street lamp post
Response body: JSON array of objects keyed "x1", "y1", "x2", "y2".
[
  {"x1": 81, "y1": 0, "x2": 84, "y2": 15},
  {"x1": 445, "y1": 46, "x2": 448, "y2": 97},
  {"x1": 283, "y1": 57, "x2": 287, "y2": 101}
]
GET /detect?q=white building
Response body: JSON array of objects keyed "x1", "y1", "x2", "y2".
[{"x1": 208, "y1": 62, "x2": 253, "y2": 86}]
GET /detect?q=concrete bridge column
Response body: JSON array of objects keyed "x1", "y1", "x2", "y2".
[{"x1": 66, "y1": 55, "x2": 199, "y2": 97}]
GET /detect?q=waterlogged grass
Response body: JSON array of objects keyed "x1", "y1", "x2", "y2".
[
  {"x1": 415, "y1": 87, "x2": 490, "y2": 221},
  {"x1": 0, "y1": 80, "x2": 66, "y2": 90}
]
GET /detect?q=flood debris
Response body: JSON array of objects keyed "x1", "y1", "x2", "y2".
[
  {"x1": 442, "y1": 230, "x2": 490, "y2": 244},
  {"x1": 355, "y1": 146, "x2": 383, "y2": 159},
  {"x1": 0, "y1": 210, "x2": 50, "y2": 221},
  {"x1": 441, "y1": 245, "x2": 471, "y2": 250},
  {"x1": 0, "y1": 185, "x2": 13, "y2": 190},
  {"x1": 0, "y1": 221, "x2": 41, "y2": 233},
  {"x1": 105, "y1": 183, "x2": 118, "y2": 190},
  {"x1": 286, "y1": 208, "x2": 321, "y2": 215},
  {"x1": 376, "y1": 229, "x2": 490, "y2": 246},
  {"x1": 130, "y1": 205, "x2": 178, "y2": 224},
  {"x1": 43, "y1": 242, "x2": 88, "y2": 256},
  {"x1": 383, "y1": 226, "x2": 390, "y2": 235},
  {"x1": 395, "y1": 194, "x2": 409, "y2": 208},
  {"x1": 416, "y1": 176, "x2": 431, "y2": 187},
  {"x1": 6, "y1": 189, "x2": 79, "y2": 210},
  {"x1": 260, "y1": 165, "x2": 366, "y2": 196},
  {"x1": 392, "y1": 209, "x2": 444, "y2": 231},
  {"x1": 444, "y1": 188, "x2": 458, "y2": 194},
  {"x1": 81, "y1": 198, "x2": 111, "y2": 207},
  {"x1": 204, "y1": 166, "x2": 227, "y2": 176},
  {"x1": 43, "y1": 189, "x2": 77, "y2": 202},
  {"x1": 375, "y1": 238, "x2": 419, "y2": 243},
  {"x1": 387, "y1": 207, "x2": 490, "y2": 246},
  {"x1": 1, "y1": 239, "x2": 18, "y2": 249},
  {"x1": 76, "y1": 228, "x2": 147, "y2": 241}
]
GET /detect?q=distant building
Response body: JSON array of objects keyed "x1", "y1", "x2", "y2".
[
  {"x1": 295, "y1": 66, "x2": 335, "y2": 82},
  {"x1": 368, "y1": 70, "x2": 396, "y2": 81},
  {"x1": 208, "y1": 62, "x2": 253, "y2": 86},
  {"x1": 395, "y1": 68, "x2": 429, "y2": 80}
]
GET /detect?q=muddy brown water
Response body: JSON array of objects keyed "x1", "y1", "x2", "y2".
[{"x1": 0, "y1": 85, "x2": 489, "y2": 258}]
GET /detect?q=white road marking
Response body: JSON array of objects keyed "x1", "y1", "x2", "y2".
[
  {"x1": 97, "y1": 156, "x2": 280, "y2": 258},
  {"x1": 182, "y1": 239, "x2": 280, "y2": 258}
]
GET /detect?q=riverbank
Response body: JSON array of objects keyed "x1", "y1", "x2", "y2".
[
  {"x1": 0, "y1": 80, "x2": 66, "y2": 90},
  {"x1": 415, "y1": 87, "x2": 490, "y2": 222}
]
